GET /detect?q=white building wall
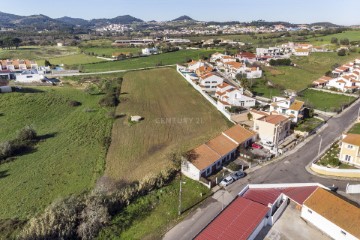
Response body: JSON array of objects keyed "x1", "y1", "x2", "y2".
[
  {"x1": 15, "y1": 73, "x2": 44, "y2": 83},
  {"x1": 181, "y1": 161, "x2": 201, "y2": 181},
  {"x1": 248, "y1": 217, "x2": 269, "y2": 240},
  {"x1": 301, "y1": 205, "x2": 358, "y2": 240}
]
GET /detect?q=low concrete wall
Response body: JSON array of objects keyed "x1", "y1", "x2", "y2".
[
  {"x1": 314, "y1": 109, "x2": 337, "y2": 117},
  {"x1": 270, "y1": 198, "x2": 288, "y2": 226},
  {"x1": 311, "y1": 163, "x2": 360, "y2": 178},
  {"x1": 309, "y1": 87, "x2": 359, "y2": 97}
]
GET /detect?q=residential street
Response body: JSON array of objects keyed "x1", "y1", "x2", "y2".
[{"x1": 163, "y1": 99, "x2": 360, "y2": 240}]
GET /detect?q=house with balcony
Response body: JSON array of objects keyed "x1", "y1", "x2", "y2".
[
  {"x1": 339, "y1": 133, "x2": 360, "y2": 168},
  {"x1": 198, "y1": 73, "x2": 223, "y2": 92},
  {"x1": 269, "y1": 96, "x2": 305, "y2": 123},
  {"x1": 251, "y1": 110, "x2": 291, "y2": 153},
  {"x1": 215, "y1": 83, "x2": 255, "y2": 110}
]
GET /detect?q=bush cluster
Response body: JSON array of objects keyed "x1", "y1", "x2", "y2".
[
  {"x1": 98, "y1": 78, "x2": 123, "y2": 107},
  {"x1": 0, "y1": 126, "x2": 38, "y2": 163},
  {"x1": 269, "y1": 58, "x2": 292, "y2": 66},
  {"x1": 20, "y1": 167, "x2": 178, "y2": 240}
]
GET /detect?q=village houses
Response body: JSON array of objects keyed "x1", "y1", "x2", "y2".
[
  {"x1": 269, "y1": 96, "x2": 305, "y2": 123},
  {"x1": 215, "y1": 82, "x2": 256, "y2": 110},
  {"x1": 339, "y1": 133, "x2": 360, "y2": 168}
]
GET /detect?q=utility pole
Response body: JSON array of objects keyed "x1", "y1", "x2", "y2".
[{"x1": 178, "y1": 172, "x2": 182, "y2": 215}]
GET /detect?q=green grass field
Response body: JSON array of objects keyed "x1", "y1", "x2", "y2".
[
  {"x1": 0, "y1": 46, "x2": 78, "y2": 60},
  {"x1": 250, "y1": 78, "x2": 282, "y2": 98},
  {"x1": 82, "y1": 49, "x2": 217, "y2": 72},
  {"x1": 82, "y1": 47, "x2": 142, "y2": 57},
  {"x1": 38, "y1": 53, "x2": 105, "y2": 66},
  {"x1": 264, "y1": 52, "x2": 360, "y2": 91},
  {"x1": 97, "y1": 176, "x2": 210, "y2": 240},
  {"x1": 105, "y1": 68, "x2": 232, "y2": 181},
  {"x1": 299, "y1": 89, "x2": 356, "y2": 111},
  {"x1": 0, "y1": 86, "x2": 113, "y2": 219},
  {"x1": 307, "y1": 30, "x2": 360, "y2": 46}
]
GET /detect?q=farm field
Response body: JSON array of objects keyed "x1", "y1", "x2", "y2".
[
  {"x1": 306, "y1": 30, "x2": 360, "y2": 46},
  {"x1": 0, "y1": 86, "x2": 113, "y2": 219},
  {"x1": 82, "y1": 47, "x2": 142, "y2": 57},
  {"x1": 82, "y1": 49, "x2": 218, "y2": 72},
  {"x1": 299, "y1": 89, "x2": 356, "y2": 112},
  {"x1": 105, "y1": 68, "x2": 232, "y2": 181},
  {"x1": 264, "y1": 52, "x2": 360, "y2": 91}
]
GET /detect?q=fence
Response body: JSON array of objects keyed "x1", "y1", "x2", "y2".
[
  {"x1": 270, "y1": 199, "x2": 288, "y2": 226},
  {"x1": 176, "y1": 65, "x2": 235, "y2": 123}
]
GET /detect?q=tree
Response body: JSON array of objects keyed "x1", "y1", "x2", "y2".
[
  {"x1": 44, "y1": 59, "x2": 52, "y2": 67},
  {"x1": 330, "y1": 37, "x2": 338, "y2": 44},
  {"x1": 340, "y1": 38, "x2": 350, "y2": 45},
  {"x1": 12, "y1": 38, "x2": 22, "y2": 49},
  {"x1": 337, "y1": 49, "x2": 346, "y2": 56}
]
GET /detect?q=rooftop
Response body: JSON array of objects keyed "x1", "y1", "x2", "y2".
[
  {"x1": 289, "y1": 100, "x2": 304, "y2": 111},
  {"x1": 259, "y1": 114, "x2": 288, "y2": 125},
  {"x1": 195, "y1": 197, "x2": 269, "y2": 240},
  {"x1": 304, "y1": 188, "x2": 360, "y2": 238},
  {"x1": 206, "y1": 134, "x2": 238, "y2": 156},
  {"x1": 222, "y1": 125, "x2": 256, "y2": 145},
  {"x1": 190, "y1": 144, "x2": 221, "y2": 171},
  {"x1": 342, "y1": 133, "x2": 360, "y2": 147}
]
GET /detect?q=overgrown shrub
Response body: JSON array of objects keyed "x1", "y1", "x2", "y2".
[{"x1": 68, "y1": 100, "x2": 82, "y2": 107}]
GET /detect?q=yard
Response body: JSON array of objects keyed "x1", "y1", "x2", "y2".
[
  {"x1": 82, "y1": 49, "x2": 217, "y2": 72},
  {"x1": 38, "y1": 53, "x2": 105, "y2": 66},
  {"x1": 82, "y1": 47, "x2": 142, "y2": 57},
  {"x1": 0, "y1": 46, "x2": 78, "y2": 60},
  {"x1": 250, "y1": 78, "x2": 282, "y2": 98},
  {"x1": 105, "y1": 68, "x2": 232, "y2": 182},
  {"x1": 298, "y1": 89, "x2": 356, "y2": 112},
  {"x1": 318, "y1": 142, "x2": 357, "y2": 169},
  {"x1": 295, "y1": 117, "x2": 323, "y2": 133},
  {"x1": 0, "y1": 86, "x2": 114, "y2": 219},
  {"x1": 348, "y1": 123, "x2": 360, "y2": 134},
  {"x1": 97, "y1": 176, "x2": 210, "y2": 240}
]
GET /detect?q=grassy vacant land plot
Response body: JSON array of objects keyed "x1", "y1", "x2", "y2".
[
  {"x1": 38, "y1": 53, "x2": 105, "y2": 66},
  {"x1": 98, "y1": 177, "x2": 210, "y2": 240},
  {"x1": 265, "y1": 52, "x2": 360, "y2": 91},
  {"x1": 82, "y1": 49, "x2": 217, "y2": 72},
  {"x1": 105, "y1": 68, "x2": 231, "y2": 182},
  {"x1": 307, "y1": 30, "x2": 360, "y2": 46},
  {"x1": 299, "y1": 89, "x2": 356, "y2": 112},
  {"x1": 295, "y1": 117, "x2": 323, "y2": 133},
  {"x1": 348, "y1": 123, "x2": 360, "y2": 134},
  {"x1": 0, "y1": 87, "x2": 113, "y2": 219},
  {"x1": 82, "y1": 47, "x2": 142, "y2": 57},
  {"x1": 250, "y1": 78, "x2": 281, "y2": 98},
  {"x1": 0, "y1": 46, "x2": 78, "y2": 60}
]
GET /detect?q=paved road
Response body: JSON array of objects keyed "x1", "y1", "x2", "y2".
[{"x1": 163, "y1": 98, "x2": 360, "y2": 240}]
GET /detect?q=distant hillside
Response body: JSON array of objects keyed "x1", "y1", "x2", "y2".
[
  {"x1": 56, "y1": 16, "x2": 90, "y2": 26},
  {"x1": 172, "y1": 15, "x2": 195, "y2": 21},
  {"x1": 90, "y1": 15, "x2": 143, "y2": 26},
  {"x1": 310, "y1": 22, "x2": 341, "y2": 28},
  {"x1": 0, "y1": 11, "x2": 22, "y2": 27}
]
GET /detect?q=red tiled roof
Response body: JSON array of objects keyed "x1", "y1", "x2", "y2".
[
  {"x1": 281, "y1": 186, "x2": 318, "y2": 205},
  {"x1": 243, "y1": 188, "x2": 282, "y2": 206},
  {"x1": 195, "y1": 197, "x2": 269, "y2": 240}
]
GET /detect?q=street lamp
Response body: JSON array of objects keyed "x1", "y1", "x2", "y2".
[{"x1": 318, "y1": 134, "x2": 323, "y2": 157}]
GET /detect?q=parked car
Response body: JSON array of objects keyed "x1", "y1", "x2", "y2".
[
  {"x1": 252, "y1": 143, "x2": 263, "y2": 149},
  {"x1": 219, "y1": 176, "x2": 234, "y2": 187},
  {"x1": 261, "y1": 140, "x2": 274, "y2": 147},
  {"x1": 231, "y1": 171, "x2": 246, "y2": 180}
]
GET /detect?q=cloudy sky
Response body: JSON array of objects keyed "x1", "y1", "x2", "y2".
[{"x1": 2, "y1": 0, "x2": 359, "y2": 25}]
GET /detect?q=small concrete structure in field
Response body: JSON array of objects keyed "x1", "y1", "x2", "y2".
[{"x1": 131, "y1": 116, "x2": 143, "y2": 122}]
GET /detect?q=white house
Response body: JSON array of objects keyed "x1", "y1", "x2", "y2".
[
  {"x1": 210, "y1": 52, "x2": 225, "y2": 63},
  {"x1": 269, "y1": 96, "x2": 305, "y2": 123},
  {"x1": 15, "y1": 70, "x2": 44, "y2": 83},
  {"x1": 293, "y1": 48, "x2": 310, "y2": 56},
  {"x1": 198, "y1": 73, "x2": 223, "y2": 92},
  {"x1": 142, "y1": 47, "x2": 158, "y2": 55},
  {"x1": 181, "y1": 125, "x2": 256, "y2": 180},
  {"x1": 215, "y1": 83, "x2": 255, "y2": 110},
  {"x1": 187, "y1": 60, "x2": 206, "y2": 71},
  {"x1": 301, "y1": 187, "x2": 360, "y2": 240}
]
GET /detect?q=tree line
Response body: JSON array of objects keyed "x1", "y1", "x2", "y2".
[{"x1": 0, "y1": 37, "x2": 22, "y2": 49}]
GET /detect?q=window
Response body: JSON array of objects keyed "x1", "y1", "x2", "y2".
[
  {"x1": 205, "y1": 81, "x2": 210, "y2": 84},
  {"x1": 206, "y1": 167, "x2": 211, "y2": 176},
  {"x1": 348, "y1": 144, "x2": 353, "y2": 149},
  {"x1": 345, "y1": 155, "x2": 351, "y2": 162},
  {"x1": 307, "y1": 209, "x2": 312, "y2": 214},
  {"x1": 26, "y1": 76, "x2": 33, "y2": 78},
  {"x1": 212, "y1": 81, "x2": 217, "y2": 83},
  {"x1": 341, "y1": 230, "x2": 347, "y2": 236}
]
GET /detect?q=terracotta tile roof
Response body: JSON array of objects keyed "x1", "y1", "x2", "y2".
[
  {"x1": 238, "y1": 52, "x2": 256, "y2": 59},
  {"x1": 250, "y1": 109, "x2": 269, "y2": 117},
  {"x1": 336, "y1": 80, "x2": 346, "y2": 84},
  {"x1": 222, "y1": 125, "x2": 256, "y2": 145},
  {"x1": 342, "y1": 133, "x2": 360, "y2": 146},
  {"x1": 190, "y1": 144, "x2": 221, "y2": 170},
  {"x1": 195, "y1": 197, "x2": 269, "y2": 240},
  {"x1": 304, "y1": 188, "x2": 360, "y2": 238},
  {"x1": 215, "y1": 91, "x2": 226, "y2": 96},
  {"x1": 259, "y1": 115, "x2": 288, "y2": 125},
  {"x1": 200, "y1": 72, "x2": 215, "y2": 79},
  {"x1": 218, "y1": 99, "x2": 230, "y2": 105},
  {"x1": 243, "y1": 188, "x2": 282, "y2": 206},
  {"x1": 206, "y1": 134, "x2": 238, "y2": 156},
  {"x1": 217, "y1": 82, "x2": 231, "y2": 89},
  {"x1": 226, "y1": 62, "x2": 242, "y2": 69},
  {"x1": 289, "y1": 100, "x2": 304, "y2": 111},
  {"x1": 197, "y1": 66, "x2": 213, "y2": 74}
]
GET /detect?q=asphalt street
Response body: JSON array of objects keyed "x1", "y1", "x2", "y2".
[{"x1": 163, "y1": 98, "x2": 360, "y2": 240}]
